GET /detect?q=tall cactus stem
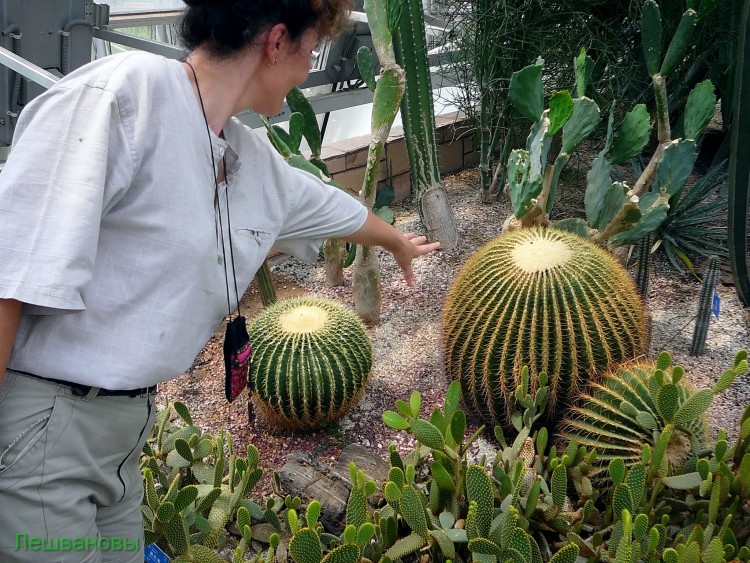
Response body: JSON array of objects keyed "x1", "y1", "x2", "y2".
[
  {"x1": 393, "y1": 0, "x2": 459, "y2": 250},
  {"x1": 632, "y1": 75, "x2": 671, "y2": 198},
  {"x1": 323, "y1": 239, "x2": 345, "y2": 287},
  {"x1": 488, "y1": 130, "x2": 513, "y2": 198},
  {"x1": 637, "y1": 233, "x2": 654, "y2": 353},
  {"x1": 690, "y1": 255, "x2": 720, "y2": 356},
  {"x1": 355, "y1": 0, "x2": 405, "y2": 323},
  {"x1": 479, "y1": 90, "x2": 494, "y2": 203},
  {"x1": 636, "y1": 233, "x2": 653, "y2": 300},
  {"x1": 653, "y1": 75, "x2": 671, "y2": 143},
  {"x1": 255, "y1": 261, "x2": 277, "y2": 307},
  {"x1": 728, "y1": 0, "x2": 750, "y2": 306}
]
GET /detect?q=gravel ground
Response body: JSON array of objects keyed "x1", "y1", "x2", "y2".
[{"x1": 157, "y1": 166, "x2": 750, "y2": 492}]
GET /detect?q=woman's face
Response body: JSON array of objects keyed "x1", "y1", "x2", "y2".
[{"x1": 255, "y1": 27, "x2": 320, "y2": 116}]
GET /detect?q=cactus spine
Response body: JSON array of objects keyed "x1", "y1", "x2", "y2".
[
  {"x1": 247, "y1": 297, "x2": 372, "y2": 430},
  {"x1": 442, "y1": 227, "x2": 646, "y2": 428},
  {"x1": 690, "y1": 255, "x2": 720, "y2": 356},
  {"x1": 393, "y1": 0, "x2": 458, "y2": 250}
]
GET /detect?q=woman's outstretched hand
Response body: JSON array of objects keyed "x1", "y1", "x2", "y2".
[
  {"x1": 393, "y1": 232, "x2": 441, "y2": 286},
  {"x1": 342, "y1": 211, "x2": 442, "y2": 286}
]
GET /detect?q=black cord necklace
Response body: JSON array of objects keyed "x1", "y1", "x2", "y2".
[
  {"x1": 185, "y1": 59, "x2": 241, "y2": 317},
  {"x1": 185, "y1": 59, "x2": 251, "y2": 403}
]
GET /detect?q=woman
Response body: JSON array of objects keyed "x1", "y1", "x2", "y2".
[{"x1": 0, "y1": 1, "x2": 439, "y2": 561}]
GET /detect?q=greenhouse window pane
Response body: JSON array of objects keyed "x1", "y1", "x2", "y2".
[{"x1": 96, "y1": 0, "x2": 185, "y2": 15}]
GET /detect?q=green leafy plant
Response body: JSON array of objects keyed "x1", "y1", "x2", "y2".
[{"x1": 503, "y1": 1, "x2": 719, "y2": 258}]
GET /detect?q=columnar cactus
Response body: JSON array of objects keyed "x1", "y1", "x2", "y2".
[
  {"x1": 247, "y1": 297, "x2": 373, "y2": 430},
  {"x1": 442, "y1": 227, "x2": 646, "y2": 428},
  {"x1": 393, "y1": 0, "x2": 458, "y2": 250},
  {"x1": 558, "y1": 350, "x2": 748, "y2": 480},
  {"x1": 690, "y1": 255, "x2": 720, "y2": 356},
  {"x1": 351, "y1": 0, "x2": 406, "y2": 323},
  {"x1": 729, "y1": 0, "x2": 750, "y2": 305}
]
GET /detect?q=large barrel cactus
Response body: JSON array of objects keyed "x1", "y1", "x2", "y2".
[
  {"x1": 558, "y1": 351, "x2": 748, "y2": 481},
  {"x1": 442, "y1": 227, "x2": 646, "y2": 428},
  {"x1": 247, "y1": 297, "x2": 372, "y2": 430}
]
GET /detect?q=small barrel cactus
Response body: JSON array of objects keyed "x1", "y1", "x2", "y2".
[
  {"x1": 558, "y1": 350, "x2": 748, "y2": 480},
  {"x1": 247, "y1": 297, "x2": 373, "y2": 430},
  {"x1": 442, "y1": 227, "x2": 646, "y2": 429}
]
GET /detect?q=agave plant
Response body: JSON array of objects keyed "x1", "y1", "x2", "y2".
[{"x1": 651, "y1": 160, "x2": 728, "y2": 274}]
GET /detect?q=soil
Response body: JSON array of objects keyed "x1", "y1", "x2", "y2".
[{"x1": 156, "y1": 166, "x2": 750, "y2": 497}]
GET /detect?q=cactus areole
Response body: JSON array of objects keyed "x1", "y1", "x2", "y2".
[
  {"x1": 247, "y1": 297, "x2": 373, "y2": 430},
  {"x1": 442, "y1": 227, "x2": 646, "y2": 428}
]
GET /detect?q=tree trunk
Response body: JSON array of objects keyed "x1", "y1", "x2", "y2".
[
  {"x1": 323, "y1": 239, "x2": 345, "y2": 286},
  {"x1": 353, "y1": 246, "x2": 381, "y2": 324},
  {"x1": 420, "y1": 185, "x2": 459, "y2": 251}
]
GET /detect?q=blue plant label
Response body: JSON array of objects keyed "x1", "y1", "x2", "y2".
[
  {"x1": 713, "y1": 290, "x2": 720, "y2": 319},
  {"x1": 144, "y1": 543, "x2": 170, "y2": 563}
]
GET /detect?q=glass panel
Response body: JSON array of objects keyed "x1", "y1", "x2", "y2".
[{"x1": 96, "y1": 0, "x2": 185, "y2": 15}]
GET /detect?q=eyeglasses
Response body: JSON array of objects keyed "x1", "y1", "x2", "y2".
[
  {"x1": 310, "y1": 41, "x2": 325, "y2": 69},
  {"x1": 310, "y1": 47, "x2": 321, "y2": 66}
]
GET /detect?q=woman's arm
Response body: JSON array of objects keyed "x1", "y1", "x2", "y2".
[
  {"x1": 0, "y1": 299, "x2": 22, "y2": 386},
  {"x1": 340, "y1": 211, "x2": 441, "y2": 286}
]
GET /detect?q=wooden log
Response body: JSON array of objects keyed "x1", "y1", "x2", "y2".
[{"x1": 276, "y1": 444, "x2": 391, "y2": 535}]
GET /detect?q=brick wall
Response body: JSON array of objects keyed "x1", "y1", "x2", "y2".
[{"x1": 318, "y1": 111, "x2": 476, "y2": 203}]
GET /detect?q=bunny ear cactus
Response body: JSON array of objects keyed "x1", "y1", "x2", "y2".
[
  {"x1": 382, "y1": 382, "x2": 486, "y2": 519},
  {"x1": 288, "y1": 496, "x2": 375, "y2": 563},
  {"x1": 504, "y1": 1, "x2": 718, "y2": 253},
  {"x1": 381, "y1": 380, "x2": 594, "y2": 562},
  {"x1": 442, "y1": 227, "x2": 646, "y2": 430},
  {"x1": 247, "y1": 297, "x2": 372, "y2": 430},
  {"x1": 141, "y1": 403, "x2": 263, "y2": 560},
  {"x1": 558, "y1": 350, "x2": 749, "y2": 482}
]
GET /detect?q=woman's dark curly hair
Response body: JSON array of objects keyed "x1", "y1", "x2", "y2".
[{"x1": 180, "y1": 0, "x2": 353, "y2": 57}]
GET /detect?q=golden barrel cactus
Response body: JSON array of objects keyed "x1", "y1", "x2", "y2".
[
  {"x1": 442, "y1": 227, "x2": 646, "y2": 428},
  {"x1": 247, "y1": 297, "x2": 372, "y2": 430}
]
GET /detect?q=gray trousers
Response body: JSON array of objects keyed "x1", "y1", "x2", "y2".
[{"x1": 0, "y1": 370, "x2": 156, "y2": 563}]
